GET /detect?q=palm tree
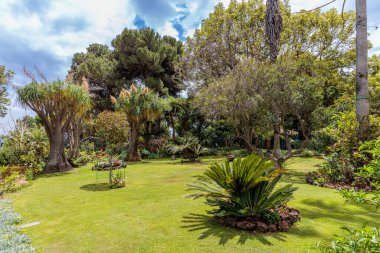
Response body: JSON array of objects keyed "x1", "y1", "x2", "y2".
[
  {"x1": 265, "y1": 0, "x2": 283, "y2": 159},
  {"x1": 356, "y1": 0, "x2": 370, "y2": 140},
  {"x1": 17, "y1": 81, "x2": 91, "y2": 173},
  {"x1": 265, "y1": 0, "x2": 283, "y2": 63},
  {"x1": 112, "y1": 85, "x2": 164, "y2": 161}
]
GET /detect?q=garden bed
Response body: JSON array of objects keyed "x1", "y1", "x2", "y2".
[
  {"x1": 92, "y1": 160, "x2": 126, "y2": 171},
  {"x1": 215, "y1": 206, "x2": 300, "y2": 233},
  {"x1": 306, "y1": 171, "x2": 375, "y2": 192}
]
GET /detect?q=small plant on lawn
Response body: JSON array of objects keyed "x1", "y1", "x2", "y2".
[{"x1": 187, "y1": 154, "x2": 299, "y2": 232}]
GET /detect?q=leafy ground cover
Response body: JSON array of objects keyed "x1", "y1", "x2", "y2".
[{"x1": 6, "y1": 157, "x2": 380, "y2": 253}]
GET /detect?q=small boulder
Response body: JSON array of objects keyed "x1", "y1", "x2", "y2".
[
  {"x1": 256, "y1": 222, "x2": 268, "y2": 233},
  {"x1": 236, "y1": 221, "x2": 256, "y2": 230},
  {"x1": 278, "y1": 220, "x2": 289, "y2": 232},
  {"x1": 268, "y1": 224, "x2": 277, "y2": 232},
  {"x1": 225, "y1": 217, "x2": 237, "y2": 227}
]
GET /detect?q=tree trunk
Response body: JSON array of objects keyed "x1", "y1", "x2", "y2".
[
  {"x1": 284, "y1": 129, "x2": 292, "y2": 155},
  {"x1": 68, "y1": 120, "x2": 81, "y2": 160},
  {"x1": 128, "y1": 123, "x2": 141, "y2": 161},
  {"x1": 265, "y1": 139, "x2": 271, "y2": 150},
  {"x1": 45, "y1": 127, "x2": 72, "y2": 173},
  {"x1": 273, "y1": 124, "x2": 282, "y2": 158},
  {"x1": 153, "y1": 119, "x2": 161, "y2": 135},
  {"x1": 169, "y1": 112, "x2": 176, "y2": 143},
  {"x1": 356, "y1": 0, "x2": 370, "y2": 140}
]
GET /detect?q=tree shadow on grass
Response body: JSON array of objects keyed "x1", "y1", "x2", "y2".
[
  {"x1": 124, "y1": 161, "x2": 151, "y2": 166},
  {"x1": 281, "y1": 170, "x2": 307, "y2": 185},
  {"x1": 181, "y1": 213, "x2": 287, "y2": 246},
  {"x1": 37, "y1": 172, "x2": 71, "y2": 178},
  {"x1": 80, "y1": 183, "x2": 111, "y2": 191},
  {"x1": 300, "y1": 199, "x2": 379, "y2": 224}
]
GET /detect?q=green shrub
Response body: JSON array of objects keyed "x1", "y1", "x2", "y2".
[
  {"x1": 0, "y1": 172, "x2": 20, "y2": 194},
  {"x1": 140, "y1": 148, "x2": 151, "y2": 159},
  {"x1": 187, "y1": 154, "x2": 297, "y2": 218},
  {"x1": 313, "y1": 226, "x2": 379, "y2": 253},
  {"x1": 319, "y1": 153, "x2": 355, "y2": 183},
  {"x1": 357, "y1": 136, "x2": 380, "y2": 184}
]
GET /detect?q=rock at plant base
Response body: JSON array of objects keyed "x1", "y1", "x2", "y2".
[
  {"x1": 256, "y1": 222, "x2": 268, "y2": 233},
  {"x1": 236, "y1": 221, "x2": 256, "y2": 230},
  {"x1": 280, "y1": 213, "x2": 289, "y2": 220},
  {"x1": 225, "y1": 217, "x2": 237, "y2": 227},
  {"x1": 288, "y1": 210, "x2": 300, "y2": 224},
  {"x1": 278, "y1": 220, "x2": 289, "y2": 232},
  {"x1": 268, "y1": 224, "x2": 278, "y2": 232}
]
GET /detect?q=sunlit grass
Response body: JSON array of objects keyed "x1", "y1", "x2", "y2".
[{"x1": 7, "y1": 157, "x2": 380, "y2": 253}]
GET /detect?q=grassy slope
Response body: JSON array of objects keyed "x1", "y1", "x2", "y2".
[{"x1": 7, "y1": 157, "x2": 380, "y2": 253}]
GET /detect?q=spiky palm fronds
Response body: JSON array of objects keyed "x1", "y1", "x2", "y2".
[
  {"x1": 113, "y1": 85, "x2": 162, "y2": 125},
  {"x1": 188, "y1": 154, "x2": 297, "y2": 217},
  {"x1": 167, "y1": 135, "x2": 208, "y2": 161},
  {"x1": 17, "y1": 81, "x2": 92, "y2": 122}
]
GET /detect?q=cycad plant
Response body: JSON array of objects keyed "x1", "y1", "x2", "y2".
[
  {"x1": 188, "y1": 154, "x2": 297, "y2": 218},
  {"x1": 168, "y1": 134, "x2": 208, "y2": 161}
]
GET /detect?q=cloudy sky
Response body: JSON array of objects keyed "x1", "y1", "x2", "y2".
[{"x1": 1, "y1": 0, "x2": 380, "y2": 130}]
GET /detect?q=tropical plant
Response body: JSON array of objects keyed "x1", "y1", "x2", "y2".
[
  {"x1": 17, "y1": 81, "x2": 91, "y2": 173},
  {"x1": 112, "y1": 84, "x2": 165, "y2": 161},
  {"x1": 187, "y1": 154, "x2": 297, "y2": 218},
  {"x1": 167, "y1": 134, "x2": 207, "y2": 161}
]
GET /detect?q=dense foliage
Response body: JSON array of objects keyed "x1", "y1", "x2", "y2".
[{"x1": 94, "y1": 111, "x2": 129, "y2": 148}]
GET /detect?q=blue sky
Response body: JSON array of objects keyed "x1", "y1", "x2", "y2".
[{"x1": 1, "y1": 0, "x2": 380, "y2": 130}]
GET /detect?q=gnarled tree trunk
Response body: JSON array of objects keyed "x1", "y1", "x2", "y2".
[
  {"x1": 127, "y1": 123, "x2": 141, "y2": 161},
  {"x1": 273, "y1": 124, "x2": 282, "y2": 158},
  {"x1": 45, "y1": 126, "x2": 72, "y2": 173},
  {"x1": 67, "y1": 119, "x2": 81, "y2": 160}
]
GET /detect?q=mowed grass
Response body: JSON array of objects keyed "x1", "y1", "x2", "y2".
[{"x1": 7, "y1": 157, "x2": 380, "y2": 253}]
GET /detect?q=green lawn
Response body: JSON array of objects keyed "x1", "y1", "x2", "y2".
[{"x1": 7, "y1": 157, "x2": 380, "y2": 253}]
